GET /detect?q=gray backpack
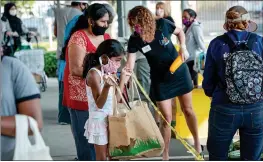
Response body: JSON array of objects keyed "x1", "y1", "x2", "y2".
[{"x1": 219, "y1": 33, "x2": 263, "y2": 104}]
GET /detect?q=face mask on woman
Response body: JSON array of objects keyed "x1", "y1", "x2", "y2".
[
  {"x1": 9, "y1": 9, "x2": 17, "y2": 16},
  {"x1": 92, "y1": 23, "x2": 108, "y2": 36},
  {"x1": 134, "y1": 24, "x2": 142, "y2": 34},
  {"x1": 156, "y1": 9, "x2": 164, "y2": 17},
  {"x1": 99, "y1": 56, "x2": 120, "y2": 74},
  {"x1": 182, "y1": 18, "x2": 192, "y2": 27}
]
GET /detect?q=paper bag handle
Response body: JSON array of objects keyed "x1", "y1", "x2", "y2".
[
  {"x1": 130, "y1": 77, "x2": 143, "y2": 104},
  {"x1": 107, "y1": 75, "x2": 131, "y2": 115}
]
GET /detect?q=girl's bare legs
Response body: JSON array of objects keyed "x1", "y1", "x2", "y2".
[
  {"x1": 156, "y1": 99, "x2": 173, "y2": 161},
  {"x1": 178, "y1": 91, "x2": 201, "y2": 153},
  {"x1": 95, "y1": 144, "x2": 108, "y2": 161}
]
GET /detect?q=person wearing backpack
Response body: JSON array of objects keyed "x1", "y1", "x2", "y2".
[{"x1": 203, "y1": 6, "x2": 263, "y2": 161}]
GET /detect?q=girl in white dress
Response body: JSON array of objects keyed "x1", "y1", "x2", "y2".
[{"x1": 82, "y1": 39, "x2": 131, "y2": 161}]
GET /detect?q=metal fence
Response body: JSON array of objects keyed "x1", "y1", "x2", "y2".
[{"x1": 196, "y1": 1, "x2": 263, "y2": 37}]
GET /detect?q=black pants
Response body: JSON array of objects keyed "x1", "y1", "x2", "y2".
[{"x1": 186, "y1": 60, "x2": 198, "y2": 86}]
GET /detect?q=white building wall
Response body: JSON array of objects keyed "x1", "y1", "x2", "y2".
[{"x1": 121, "y1": 1, "x2": 144, "y2": 38}]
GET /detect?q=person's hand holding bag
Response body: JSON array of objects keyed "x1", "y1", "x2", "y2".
[
  {"x1": 120, "y1": 67, "x2": 132, "y2": 84},
  {"x1": 103, "y1": 74, "x2": 117, "y2": 87}
]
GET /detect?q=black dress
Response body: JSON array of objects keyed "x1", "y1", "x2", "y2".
[{"x1": 127, "y1": 18, "x2": 193, "y2": 101}]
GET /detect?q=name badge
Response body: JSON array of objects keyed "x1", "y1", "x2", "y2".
[{"x1": 142, "y1": 45, "x2": 151, "y2": 53}]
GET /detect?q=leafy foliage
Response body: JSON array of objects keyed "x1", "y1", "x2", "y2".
[
  {"x1": 44, "y1": 51, "x2": 57, "y2": 78},
  {"x1": 1, "y1": 0, "x2": 35, "y2": 14}
]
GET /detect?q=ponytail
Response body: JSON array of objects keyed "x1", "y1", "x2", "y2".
[
  {"x1": 82, "y1": 53, "x2": 100, "y2": 79},
  {"x1": 60, "y1": 14, "x2": 89, "y2": 60}
]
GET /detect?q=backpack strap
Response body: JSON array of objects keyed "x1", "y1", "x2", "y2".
[
  {"x1": 216, "y1": 34, "x2": 237, "y2": 89},
  {"x1": 246, "y1": 32, "x2": 257, "y2": 50},
  {"x1": 218, "y1": 32, "x2": 257, "y2": 52}
]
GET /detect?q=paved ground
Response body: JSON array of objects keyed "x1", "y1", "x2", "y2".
[{"x1": 40, "y1": 78, "x2": 209, "y2": 161}]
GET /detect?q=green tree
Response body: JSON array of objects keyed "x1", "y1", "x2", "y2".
[{"x1": 1, "y1": 0, "x2": 35, "y2": 13}]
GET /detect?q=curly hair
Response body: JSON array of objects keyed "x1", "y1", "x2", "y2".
[
  {"x1": 225, "y1": 6, "x2": 249, "y2": 31},
  {"x1": 128, "y1": 6, "x2": 156, "y2": 43}
]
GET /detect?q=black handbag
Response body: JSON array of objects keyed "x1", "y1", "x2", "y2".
[{"x1": 2, "y1": 32, "x2": 14, "y2": 56}]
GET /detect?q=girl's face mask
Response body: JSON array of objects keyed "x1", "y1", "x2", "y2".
[{"x1": 99, "y1": 56, "x2": 120, "y2": 74}]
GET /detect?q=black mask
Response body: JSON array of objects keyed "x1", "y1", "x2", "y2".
[{"x1": 92, "y1": 23, "x2": 108, "y2": 36}]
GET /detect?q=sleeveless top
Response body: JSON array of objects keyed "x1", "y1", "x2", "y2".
[
  {"x1": 86, "y1": 68, "x2": 113, "y2": 116},
  {"x1": 63, "y1": 30, "x2": 111, "y2": 110}
]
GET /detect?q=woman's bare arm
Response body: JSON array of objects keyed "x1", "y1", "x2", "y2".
[{"x1": 68, "y1": 45, "x2": 86, "y2": 77}]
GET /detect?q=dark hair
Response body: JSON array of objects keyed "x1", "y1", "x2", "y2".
[
  {"x1": 183, "y1": 8, "x2": 197, "y2": 19},
  {"x1": 71, "y1": 2, "x2": 89, "y2": 7},
  {"x1": 71, "y1": 2, "x2": 81, "y2": 7},
  {"x1": 2, "y1": 2, "x2": 23, "y2": 37},
  {"x1": 82, "y1": 39, "x2": 125, "y2": 78},
  {"x1": 60, "y1": 3, "x2": 109, "y2": 60},
  {"x1": 1, "y1": 2, "x2": 16, "y2": 21}
]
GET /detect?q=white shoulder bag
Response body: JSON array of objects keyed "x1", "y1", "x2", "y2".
[{"x1": 13, "y1": 115, "x2": 52, "y2": 160}]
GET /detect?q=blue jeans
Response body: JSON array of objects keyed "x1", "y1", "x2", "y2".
[
  {"x1": 207, "y1": 103, "x2": 263, "y2": 160},
  {"x1": 57, "y1": 59, "x2": 70, "y2": 124},
  {"x1": 68, "y1": 108, "x2": 95, "y2": 161}
]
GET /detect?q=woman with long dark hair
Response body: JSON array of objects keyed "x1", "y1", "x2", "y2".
[{"x1": 62, "y1": 3, "x2": 111, "y2": 160}]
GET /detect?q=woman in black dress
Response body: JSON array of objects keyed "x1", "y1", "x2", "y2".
[
  {"x1": 125, "y1": 6, "x2": 201, "y2": 160},
  {"x1": 154, "y1": 2, "x2": 177, "y2": 127}
]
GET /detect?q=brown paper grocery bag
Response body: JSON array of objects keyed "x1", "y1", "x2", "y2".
[{"x1": 108, "y1": 78, "x2": 164, "y2": 160}]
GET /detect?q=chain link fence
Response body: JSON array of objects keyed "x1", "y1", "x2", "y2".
[{"x1": 196, "y1": 1, "x2": 263, "y2": 37}]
